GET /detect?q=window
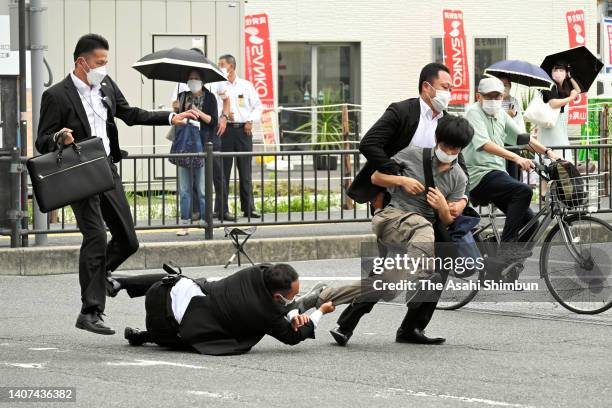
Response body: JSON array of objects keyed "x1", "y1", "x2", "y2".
[
  {"x1": 278, "y1": 42, "x2": 360, "y2": 146},
  {"x1": 432, "y1": 37, "x2": 444, "y2": 65},
  {"x1": 474, "y1": 38, "x2": 507, "y2": 89}
]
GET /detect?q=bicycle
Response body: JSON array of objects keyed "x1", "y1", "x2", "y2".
[{"x1": 437, "y1": 155, "x2": 612, "y2": 314}]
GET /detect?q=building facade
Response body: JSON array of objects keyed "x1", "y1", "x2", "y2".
[
  {"x1": 245, "y1": 0, "x2": 602, "y2": 134},
  {"x1": 1, "y1": 0, "x2": 606, "y2": 151}
]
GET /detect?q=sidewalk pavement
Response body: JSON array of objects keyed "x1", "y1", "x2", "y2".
[{"x1": 0, "y1": 222, "x2": 375, "y2": 276}]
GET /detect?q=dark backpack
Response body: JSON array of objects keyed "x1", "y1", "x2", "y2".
[{"x1": 548, "y1": 160, "x2": 587, "y2": 208}]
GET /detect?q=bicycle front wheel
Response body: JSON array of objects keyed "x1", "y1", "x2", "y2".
[
  {"x1": 541, "y1": 214, "x2": 612, "y2": 314},
  {"x1": 436, "y1": 268, "x2": 484, "y2": 310}
]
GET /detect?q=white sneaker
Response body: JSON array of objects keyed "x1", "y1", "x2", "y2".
[{"x1": 176, "y1": 228, "x2": 189, "y2": 236}]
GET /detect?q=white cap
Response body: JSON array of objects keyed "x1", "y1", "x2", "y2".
[{"x1": 478, "y1": 77, "x2": 505, "y2": 94}]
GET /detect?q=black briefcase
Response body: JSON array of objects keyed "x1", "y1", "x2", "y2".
[{"x1": 26, "y1": 137, "x2": 115, "y2": 213}]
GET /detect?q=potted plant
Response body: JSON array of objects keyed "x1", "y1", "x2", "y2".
[{"x1": 293, "y1": 89, "x2": 348, "y2": 170}]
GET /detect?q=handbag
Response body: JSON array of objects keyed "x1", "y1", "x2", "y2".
[
  {"x1": 524, "y1": 93, "x2": 560, "y2": 129},
  {"x1": 165, "y1": 125, "x2": 176, "y2": 142},
  {"x1": 422, "y1": 148, "x2": 482, "y2": 276},
  {"x1": 166, "y1": 93, "x2": 189, "y2": 142},
  {"x1": 26, "y1": 137, "x2": 115, "y2": 213},
  {"x1": 169, "y1": 123, "x2": 204, "y2": 168}
]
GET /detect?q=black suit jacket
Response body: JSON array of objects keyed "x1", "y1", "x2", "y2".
[
  {"x1": 36, "y1": 74, "x2": 172, "y2": 162},
  {"x1": 179, "y1": 264, "x2": 315, "y2": 356},
  {"x1": 347, "y1": 98, "x2": 468, "y2": 203}
]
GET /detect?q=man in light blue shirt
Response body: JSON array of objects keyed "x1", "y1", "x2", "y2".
[{"x1": 462, "y1": 77, "x2": 560, "y2": 242}]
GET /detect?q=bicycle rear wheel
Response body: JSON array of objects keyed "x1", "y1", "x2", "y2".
[{"x1": 541, "y1": 214, "x2": 612, "y2": 314}]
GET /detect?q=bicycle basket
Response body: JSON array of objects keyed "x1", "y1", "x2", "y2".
[
  {"x1": 549, "y1": 173, "x2": 607, "y2": 211},
  {"x1": 548, "y1": 160, "x2": 586, "y2": 208}
]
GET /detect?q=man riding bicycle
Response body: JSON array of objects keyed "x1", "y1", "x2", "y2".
[{"x1": 462, "y1": 78, "x2": 561, "y2": 262}]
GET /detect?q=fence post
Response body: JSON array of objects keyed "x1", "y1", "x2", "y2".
[
  {"x1": 341, "y1": 103, "x2": 353, "y2": 210},
  {"x1": 204, "y1": 142, "x2": 214, "y2": 240},
  {"x1": 9, "y1": 148, "x2": 23, "y2": 248}
]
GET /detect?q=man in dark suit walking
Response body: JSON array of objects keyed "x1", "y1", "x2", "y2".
[
  {"x1": 36, "y1": 34, "x2": 197, "y2": 335},
  {"x1": 113, "y1": 263, "x2": 335, "y2": 355},
  {"x1": 333, "y1": 63, "x2": 471, "y2": 346}
]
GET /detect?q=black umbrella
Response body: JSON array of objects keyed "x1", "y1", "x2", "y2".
[
  {"x1": 540, "y1": 46, "x2": 603, "y2": 92},
  {"x1": 132, "y1": 48, "x2": 226, "y2": 84}
]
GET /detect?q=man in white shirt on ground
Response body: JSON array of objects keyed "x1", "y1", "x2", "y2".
[{"x1": 111, "y1": 263, "x2": 334, "y2": 355}]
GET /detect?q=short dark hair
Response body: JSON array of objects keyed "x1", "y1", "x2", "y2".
[
  {"x1": 263, "y1": 264, "x2": 299, "y2": 294},
  {"x1": 73, "y1": 33, "x2": 109, "y2": 62},
  {"x1": 435, "y1": 114, "x2": 474, "y2": 149},
  {"x1": 418, "y1": 62, "x2": 450, "y2": 93},
  {"x1": 219, "y1": 54, "x2": 236, "y2": 69}
]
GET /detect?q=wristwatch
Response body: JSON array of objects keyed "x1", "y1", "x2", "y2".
[{"x1": 221, "y1": 113, "x2": 230, "y2": 120}]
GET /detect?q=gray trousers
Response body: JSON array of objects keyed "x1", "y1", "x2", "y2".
[{"x1": 319, "y1": 207, "x2": 435, "y2": 305}]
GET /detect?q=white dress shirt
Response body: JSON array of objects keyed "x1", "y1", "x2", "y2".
[
  {"x1": 70, "y1": 72, "x2": 110, "y2": 155},
  {"x1": 410, "y1": 97, "x2": 443, "y2": 148},
  {"x1": 209, "y1": 76, "x2": 263, "y2": 123},
  {"x1": 285, "y1": 308, "x2": 323, "y2": 328},
  {"x1": 409, "y1": 97, "x2": 469, "y2": 202},
  {"x1": 170, "y1": 278, "x2": 205, "y2": 324}
]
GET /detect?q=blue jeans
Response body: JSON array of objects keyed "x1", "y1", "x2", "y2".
[{"x1": 177, "y1": 166, "x2": 205, "y2": 222}]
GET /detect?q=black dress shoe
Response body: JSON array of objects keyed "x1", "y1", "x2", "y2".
[
  {"x1": 222, "y1": 212, "x2": 236, "y2": 221},
  {"x1": 396, "y1": 328, "x2": 445, "y2": 345},
  {"x1": 212, "y1": 212, "x2": 219, "y2": 219},
  {"x1": 75, "y1": 312, "x2": 115, "y2": 335},
  {"x1": 105, "y1": 277, "x2": 121, "y2": 297},
  {"x1": 330, "y1": 326, "x2": 353, "y2": 346},
  {"x1": 124, "y1": 327, "x2": 149, "y2": 346},
  {"x1": 243, "y1": 211, "x2": 261, "y2": 218}
]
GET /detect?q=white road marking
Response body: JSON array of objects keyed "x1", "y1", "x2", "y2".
[
  {"x1": 28, "y1": 347, "x2": 58, "y2": 351},
  {"x1": 376, "y1": 387, "x2": 536, "y2": 407},
  {"x1": 3, "y1": 362, "x2": 44, "y2": 369},
  {"x1": 106, "y1": 359, "x2": 209, "y2": 370},
  {"x1": 187, "y1": 390, "x2": 238, "y2": 400},
  {"x1": 208, "y1": 276, "x2": 358, "y2": 281}
]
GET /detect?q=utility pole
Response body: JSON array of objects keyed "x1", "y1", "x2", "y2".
[
  {"x1": 18, "y1": 0, "x2": 29, "y2": 247},
  {"x1": 29, "y1": 0, "x2": 48, "y2": 245}
]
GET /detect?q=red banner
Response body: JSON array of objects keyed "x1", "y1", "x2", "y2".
[
  {"x1": 244, "y1": 13, "x2": 277, "y2": 146},
  {"x1": 566, "y1": 10, "x2": 586, "y2": 48},
  {"x1": 443, "y1": 9, "x2": 470, "y2": 105},
  {"x1": 566, "y1": 9, "x2": 587, "y2": 124},
  {"x1": 606, "y1": 20, "x2": 612, "y2": 66}
]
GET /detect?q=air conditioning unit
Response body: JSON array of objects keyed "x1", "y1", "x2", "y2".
[{"x1": 595, "y1": 74, "x2": 612, "y2": 98}]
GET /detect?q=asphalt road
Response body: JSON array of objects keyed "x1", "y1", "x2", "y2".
[{"x1": 1, "y1": 258, "x2": 611, "y2": 408}]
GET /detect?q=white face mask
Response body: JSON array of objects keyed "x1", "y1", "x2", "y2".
[
  {"x1": 482, "y1": 99, "x2": 502, "y2": 116},
  {"x1": 427, "y1": 83, "x2": 451, "y2": 112},
  {"x1": 435, "y1": 147, "x2": 458, "y2": 163},
  {"x1": 219, "y1": 67, "x2": 228, "y2": 76},
  {"x1": 277, "y1": 293, "x2": 293, "y2": 306},
  {"x1": 83, "y1": 60, "x2": 107, "y2": 86},
  {"x1": 187, "y1": 79, "x2": 202, "y2": 93}
]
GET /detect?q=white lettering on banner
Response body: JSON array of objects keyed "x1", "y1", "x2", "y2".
[{"x1": 451, "y1": 38, "x2": 463, "y2": 87}]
